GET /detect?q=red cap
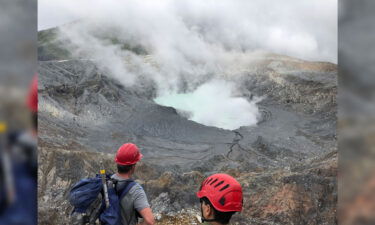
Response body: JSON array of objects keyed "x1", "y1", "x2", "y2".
[
  {"x1": 27, "y1": 75, "x2": 38, "y2": 113},
  {"x1": 197, "y1": 173, "x2": 243, "y2": 212},
  {"x1": 114, "y1": 143, "x2": 143, "y2": 165}
]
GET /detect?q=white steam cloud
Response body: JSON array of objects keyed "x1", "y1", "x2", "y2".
[
  {"x1": 155, "y1": 80, "x2": 260, "y2": 130},
  {"x1": 39, "y1": 0, "x2": 337, "y2": 62},
  {"x1": 39, "y1": 0, "x2": 337, "y2": 129}
]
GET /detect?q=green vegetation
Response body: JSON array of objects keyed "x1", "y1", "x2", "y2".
[
  {"x1": 38, "y1": 25, "x2": 148, "y2": 61},
  {"x1": 38, "y1": 28, "x2": 72, "y2": 61}
]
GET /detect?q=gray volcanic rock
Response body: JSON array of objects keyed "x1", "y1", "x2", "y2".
[
  {"x1": 38, "y1": 54, "x2": 337, "y2": 225},
  {"x1": 38, "y1": 60, "x2": 238, "y2": 170}
]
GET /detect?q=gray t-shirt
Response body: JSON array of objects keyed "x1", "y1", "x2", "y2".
[{"x1": 111, "y1": 174, "x2": 150, "y2": 225}]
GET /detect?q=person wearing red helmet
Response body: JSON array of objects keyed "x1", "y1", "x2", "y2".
[
  {"x1": 196, "y1": 173, "x2": 243, "y2": 225},
  {"x1": 112, "y1": 143, "x2": 155, "y2": 225},
  {"x1": 0, "y1": 75, "x2": 38, "y2": 225},
  {"x1": 27, "y1": 75, "x2": 38, "y2": 133}
]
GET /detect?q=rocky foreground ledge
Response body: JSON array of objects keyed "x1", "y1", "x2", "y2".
[{"x1": 38, "y1": 146, "x2": 336, "y2": 225}]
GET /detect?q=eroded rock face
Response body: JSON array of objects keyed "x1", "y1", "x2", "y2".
[{"x1": 38, "y1": 54, "x2": 337, "y2": 224}]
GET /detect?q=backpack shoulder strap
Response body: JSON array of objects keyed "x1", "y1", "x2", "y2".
[{"x1": 116, "y1": 179, "x2": 137, "y2": 201}]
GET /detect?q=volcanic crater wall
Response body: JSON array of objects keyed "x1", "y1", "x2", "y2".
[{"x1": 38, "y1": 55, "x2": 337, "y2": 225}]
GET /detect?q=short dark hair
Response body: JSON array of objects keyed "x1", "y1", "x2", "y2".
[
  {"x1": 117, "y1": 164, "x2": 135, "y2": 174},
  {"x1": 201, "y1": 197, "x2": 235, "y2": 224}
]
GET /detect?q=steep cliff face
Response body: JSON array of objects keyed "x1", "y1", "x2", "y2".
[{"x1": 38, "y1": 54, "x2": 337, "y2": 224}]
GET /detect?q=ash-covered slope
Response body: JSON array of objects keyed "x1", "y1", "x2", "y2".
[
  {"x1": 38, "y1": 54, "x2": 337, "y2": 225},
  {"x1": 38, "y1": 59, "x2": 235, "y2": 168}
]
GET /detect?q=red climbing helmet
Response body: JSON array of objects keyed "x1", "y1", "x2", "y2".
[
  {"x1": 27, "y1": 75, "x2": 38, "y2": 113},
  {"x1": 197, "y1": 173, "x2": 243, "y2": 212},
  {"x1": 114, "y1": 143, "x2": 143, "y2": 165}
]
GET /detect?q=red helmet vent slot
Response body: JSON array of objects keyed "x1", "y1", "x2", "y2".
[
  {"x1": 210, "y1": 178, "x2": 218, "y2": 185},
  {"x1": 214, "y1": 180, "x2": 224, "y2": 188},
  {"x1": 219, "y1": 184, "x2": 230, "y2": 192},
  {"x1": 205, "y1": 178, "x2": 213, "y2": 185},
  {"x1": 219, "y1": 197, "x2": 226, "y2": 206}
]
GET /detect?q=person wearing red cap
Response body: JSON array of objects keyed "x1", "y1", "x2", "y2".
[
  {"x1": 112, "y1": 143, "x2": 155, "y2": 225},
  {"x1": 196, "y1": 173, "x2": 243, "y2": 225}
]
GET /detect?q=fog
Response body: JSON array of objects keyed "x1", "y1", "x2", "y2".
[
  {"x1": 39, "y1": 0, "x2": 337, "y2": 62},
  {"x1": 155, "y1": 80, "x2": 260, "y2": 130},
  {"x1": 39, "y1": 0, "x2": 337, "y2": 129}
]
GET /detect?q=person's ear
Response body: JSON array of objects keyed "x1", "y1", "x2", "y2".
[
  {"x1": 201, "y1": 201, "x2": 208, "y2": 218},
  {"x1": 207, "y1": 204, "x2": 214, "y2": 218},
  {"x1": 202, "y1": 201, "x2": 212, "y2": 218}
]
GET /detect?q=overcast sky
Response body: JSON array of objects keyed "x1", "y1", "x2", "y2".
[{"x1": 38, "y1": 0, "x2": 337, "y2": 63}]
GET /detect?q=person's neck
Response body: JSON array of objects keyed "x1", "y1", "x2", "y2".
[
  {"x1": 212, "y1": 222, "x2": 222, "y2": 225},
  {"x1": 203, "y1": 217, "x2": 222, "y2": 225},
  {"x1": 117, "y1": 172, "x2": 131, "y2": 179},
  {"x1": 206, "y1": 221, "x2": 222, "y2": 225}
]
